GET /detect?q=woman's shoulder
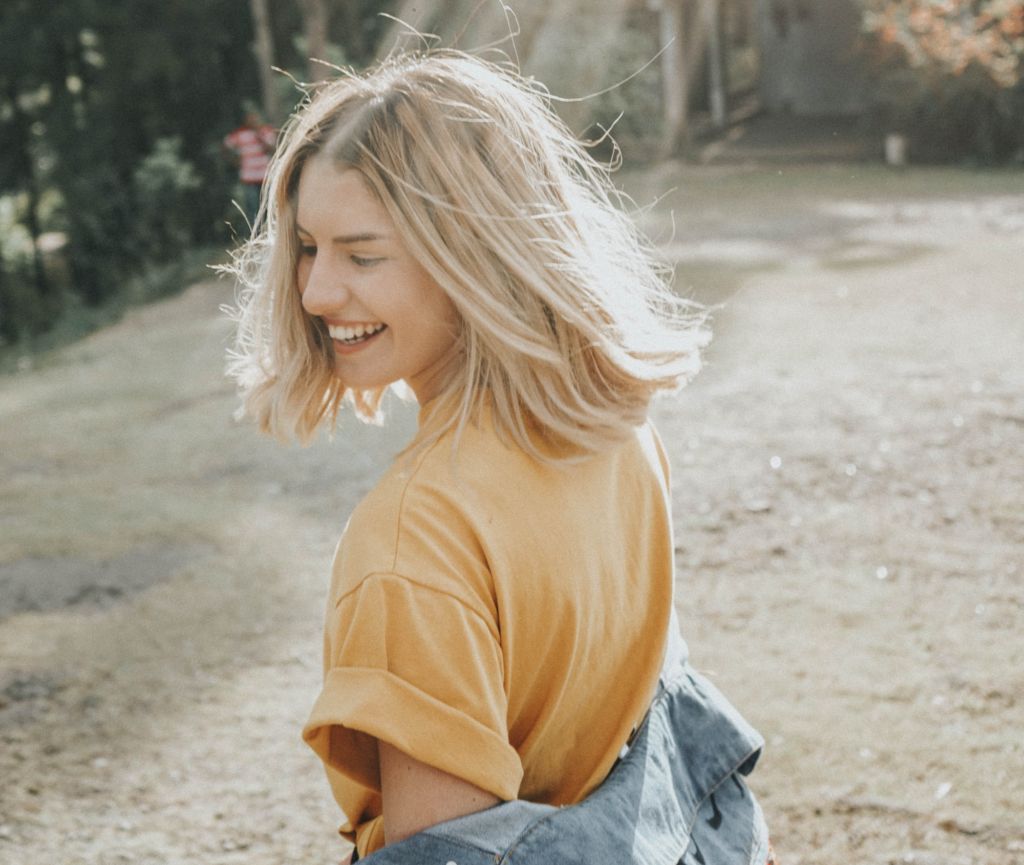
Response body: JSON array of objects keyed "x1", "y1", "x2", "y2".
[
  {"x1": 411, "y1": 402, "x2": 666, "y2": 505},
  {"x1": 331, "y1": 407, "x2": 665, "y2": 587},
  {"x1": 328, "y1": 428, "x2": 496, "y2": 609}
]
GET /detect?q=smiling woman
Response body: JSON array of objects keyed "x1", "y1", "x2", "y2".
[
  {"x1": 224, "y1": 51, "x2": 771, "y2": 865},
  {"x1": 294, "y1": 162, "x2": 461, "y2": 405}
]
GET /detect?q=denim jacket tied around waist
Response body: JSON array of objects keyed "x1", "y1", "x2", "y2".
[{"x1": 360, "y1": 608, "x2": 769, "y2": 865}]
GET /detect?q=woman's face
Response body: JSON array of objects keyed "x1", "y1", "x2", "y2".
[{"x1": 295, "y1": 158, "x2": 461, "y2": 405}]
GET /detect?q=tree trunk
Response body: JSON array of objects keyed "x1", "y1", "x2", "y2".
[
  {"x1": 0, "y1": 256, "x2": 13, "y2": 344},
  {"x1": 703, "y1": 0, "x2": 727, "y2": 128},
  {"x1": 339, "y1": 0, "x2": 365, "y2": 63},
  {"x1": 9, "y1": 99, "x2": 51, "y2": 300},
  {"x1": 25, "y1": 181, "x2": 51, "y2": 301},
  {"x1": 659, "y1": 0, "x2": 689, "y2": 156},
  {"x1": 297, "y1": 0, "x2": 330, "y2": 82},
  {"x1": 248, "y1": 0, "x2": 281, "y2": 125}
]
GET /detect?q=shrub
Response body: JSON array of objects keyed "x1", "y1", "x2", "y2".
[
  {"x1": 134, "y1": 137, "x2": 203, "y2": 263},
  {"x1": 858, "y1": 0, "x2": 1024, "y2": 162}
]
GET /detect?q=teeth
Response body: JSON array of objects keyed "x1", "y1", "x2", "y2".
[{"x1": 328, "y1": 323, "x2": 384, "y2": 343}]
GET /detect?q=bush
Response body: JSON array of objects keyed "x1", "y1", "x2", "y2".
[
  {"x1": 0, "y1": 194, "x2": 65, "y2": 345},
  {"x1": 134, "y1": 137, "x2": 203, "y2": 263},
  {"x1": 0, "y1": 266, "x2": 42, "y2": 348},
  {"x1": 61, "y1": 166, "x2": 143, "y2": 307},
  {"x1": 858, "y1": 0, "x2": 1024, "y2": 162},
  {"x1": 0, "y1": 244, "x2": 224, "y2": 369}
]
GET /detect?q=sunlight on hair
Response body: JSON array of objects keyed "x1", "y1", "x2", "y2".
[{"x1": 224, "y1": 50, "x2": 708, "y2": 461}]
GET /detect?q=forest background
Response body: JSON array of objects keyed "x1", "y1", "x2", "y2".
[
  {"x1": 0, "y1": 0, "x2": 398, "y2": 360},
  {"x1": 3, "y1": 0, "x2": 1024, "y2": 362}
]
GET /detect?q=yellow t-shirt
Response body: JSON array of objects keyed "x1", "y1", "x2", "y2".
[{"x1": 302, "y1": 400, "x2": 675, "y2": 858}]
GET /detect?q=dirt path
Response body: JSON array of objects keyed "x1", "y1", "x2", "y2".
[{"x1": 1, "y1": 165, "x2": 1023, "y2": 865}]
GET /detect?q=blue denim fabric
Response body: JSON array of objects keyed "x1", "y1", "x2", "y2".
[{"x1": 363, "y1": 611, "x2": 768, "y2": 865}]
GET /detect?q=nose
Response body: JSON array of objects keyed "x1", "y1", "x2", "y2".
[{"x1": 300, "y1": 255, "x2": 350, "y2": 319}]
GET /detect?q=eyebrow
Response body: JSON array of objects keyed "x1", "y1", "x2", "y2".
[{"x1": 295, "y1": 223, "x2": 389, "y2": 244}]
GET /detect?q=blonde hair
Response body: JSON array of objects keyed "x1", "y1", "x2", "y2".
[{"x1": 226, "y1": 50, "x2": 708, "y2": 459}]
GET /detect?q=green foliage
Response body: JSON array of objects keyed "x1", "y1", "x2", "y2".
[
  {"x1": 0, "y1": 0, "x2": 257, "y2": 341},
  {"x1": 134, "y1": 137, "x2": 203, "y2": 263},
  {"x1": 0, "y1": 263, "x2": 45, "y2": 346},
  {"x1": 0, "y1": 245, "x2": 224, "y2": 365},
  {"x1": 0, "y1": 0, "x2": 398, "y2": 351}
]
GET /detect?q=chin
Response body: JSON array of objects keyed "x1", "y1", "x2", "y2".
[{"x1": 331, "y1": 367, "x2": 393, "y2": 395}]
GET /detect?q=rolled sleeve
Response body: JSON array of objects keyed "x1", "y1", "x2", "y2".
[{"x1": 302, "y1": 573, "x2": 523, "y2": 803}]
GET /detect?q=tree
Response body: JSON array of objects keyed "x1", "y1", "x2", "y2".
[
  {"x1": 858, "y1": 0, "x2": 1024, "y2": 161},
  {"x1": 297, "y1": 0, "x2": 331, "y2": 82},
  {"x1": 250, "y1": 0, "x2": 282, "y2": 123},
  {"x1": 0, "y1": 0, "x2": 401, "y2": 346},
  {"x1": 0, "y1": 0, "x2": 90, "y2": 325},
  {"x1": 653, "y1": 0, "x2": 726, "y2": 154},
  {"x1": 0, "y1": 0, "x2": 262, "y2": 334},
  {"x1": 656, "y1": 0, "x2": 691, "y2": 153}
]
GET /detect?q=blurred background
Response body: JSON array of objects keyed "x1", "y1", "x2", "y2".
[
  {"x1": 1, "y1": 2, "x2": 1023, "y2": 865},
  {"x1": 2, "y1": 0, "x2": 1023, "y2": 359}
]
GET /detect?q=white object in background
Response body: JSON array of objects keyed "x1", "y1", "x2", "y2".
[{"x1": 885, "y1": 134, "x2": 907, "y2": 166}]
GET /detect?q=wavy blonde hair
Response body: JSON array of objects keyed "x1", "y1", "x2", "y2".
[{"x1": 226, "y1": 50, "x2": 708, "y2": 459}]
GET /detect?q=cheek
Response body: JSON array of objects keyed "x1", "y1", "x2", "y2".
[
  {"x1": 439, "y1": 296, "x2": 461, "y2": 339},
  {"x1": 417, "y1": 287, "x2": 458, "y2": 342},
  {"x1": 427, "y1": 298, "x2": 461, "y2": 358},
  {"x1": 412, "y1": 270, "x2": 456, "y2": 327}
]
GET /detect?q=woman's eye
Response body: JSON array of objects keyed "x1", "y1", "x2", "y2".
[
  {"x1": 299, "y1": 243, "x2": 316, "y2": 257},
  {"x1": 352, "y1": 255, "x2": 384, "y2": 267}
]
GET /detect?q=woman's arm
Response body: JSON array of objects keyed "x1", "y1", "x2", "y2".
[{"x1": 378, "y1": 740, "x2": 501, "y2": 846}]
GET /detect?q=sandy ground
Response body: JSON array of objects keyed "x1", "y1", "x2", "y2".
[{"x1": 1, "y1": 165, "x2": 1023, "y2": 864}]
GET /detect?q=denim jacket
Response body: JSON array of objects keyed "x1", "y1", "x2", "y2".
[{"x1": 361, "y1": 609, "x2": 768, "y2": 865}]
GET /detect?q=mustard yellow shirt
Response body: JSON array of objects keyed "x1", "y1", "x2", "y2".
[{"x1": 302, "y1": 401, "x2": 675, "y2": 858}]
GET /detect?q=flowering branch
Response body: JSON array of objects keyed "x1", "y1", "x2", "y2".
[{"x1": 861, "y1": 0, "x2": 1024, "y2": 87}]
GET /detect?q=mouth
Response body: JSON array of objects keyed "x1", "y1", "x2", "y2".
[{"x1": 327, "y1": 322, "x2": 387, "y2": 346}]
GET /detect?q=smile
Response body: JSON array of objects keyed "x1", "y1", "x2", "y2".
[{"x1": 327, "y1": 322, "x2": 387, "y2": 345}]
